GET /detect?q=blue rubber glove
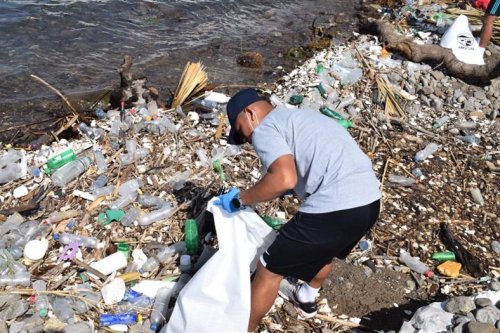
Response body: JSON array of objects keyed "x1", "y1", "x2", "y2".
[{"x1": 214, "y1": 187, "x2": 242, "y2": 213}]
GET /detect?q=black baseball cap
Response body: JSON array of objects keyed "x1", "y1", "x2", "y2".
[{"x1": 226, "y1": 88, "x2": 265, "y2": 145}]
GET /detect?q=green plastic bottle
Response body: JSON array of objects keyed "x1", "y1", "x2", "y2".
[
  {"x1": 44, "y1": 149, "x2": 76, "y2": 174},
  {"x1": 185, "y1": 219, "x2": 199, "y2": 255},
  {"x1": 117, "y1": 243, "x2": 130, "y2": 259},
  {"x1": 319, "y1": 107, "x2": 353, "y2": 129},
  {"x1": 262, "y1": 216, "x2": 285, "y2": 230},
  {"x1": 289, "y1": 95, "x2": 304, "y2": 105},
  {"x1": 431, "y1": 251, "x2": 456, "y2": 261},
  {"x1": 212, "y1": 159, "x2": 226, "y2": 182}
]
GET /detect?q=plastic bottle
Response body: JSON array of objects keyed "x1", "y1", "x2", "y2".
[
  {"x1": 55, "y1": 233, "x2": 99, "y2": 249},
  {"x1": 388, "y1": 174, "x2": 416, "y2": 187},
  {"x1": 147, "y1": 100, "x2": 159, "y2": 119},
  {"x1": 0, "y1": 213, "x2": 25, "y2": 236},
  {"x1": 415, "y1": 143, "x2": 440, "y2": 162},
  {"x1": 185, "y1": 219, "x2": 199, "y2": 255},
  {"x1": 46, "y1": 210, "x2": 80, "y2": 224},
  {"x1": 0, "y1": 149, "x2": 22, "y2": 168},
  {"x1": 99, "y1": 312, "x2": 138, "y2": 326},
  {"x1": 137, "y1": 204, "x2": 174, "y2": 226},
  {"x1": 94, "y1": 149, "x2": 107, "y2": 174},
  {"x1": 431, "y1": 251, "x2": 456, "y2": 261},
  {"x1": 90, "y1": 252, "x2": 128, "y2": 276},
  {"x1": 193, "y1": 245, "x2": 217, "y2": 271},
  {"x1": 92, "y1": 185, "x2": 115, "y2": 197},
  {"x1": 139, "y1": 195, "x2": 167, "y2": 209},
  {"x1": 95, "y1": 107, "x2": 106, "y2": 119},
  {"x1": 119, "y1": 179, "x2": 143, "y2": 196},
  {"x1": 0, "y1": 163, "x2": 21, "y2": 184},
  {"x1": 71, "y1": 283, "x2": 101, "y2": 313},
  {"x1": 399, "y1": 251, "x2": 433, "y2": 277},
  {"x1": 121, "y1": 208, "x2": 142, "y2": 227},
  {"x1": 458, "y1": 135, "x2": 480, "y2": 145},
  {"x1": 0, "y1": 271, "x2": 30, "y2": 286},
  {"x1": 79, "y1": 122, "x2": 104, "y2": 140},
  {"x1": 456, "y1": 121, "x2": 477, "y2": 130},
  {"x1": 150, "y1": 287, "x2": 173, "y2": 331},
  {"x1": 196, "y1": 149, "x2": 209, "y2": 167},
  {"x1": 491, "y1": 241, "x2": 500, "y2": 254},
  {"x1": 412, "y1": 168, "x2": 423, "y2": 178},
  {"x1": 33, "y1": 280, "x2": 49, "y2": 317},
  {"x1": 140, "y1": 242, "x2": 186, "y2": 273},
  {"x1": 109, "y1": 191, "x2": 138, "y2": 210},
  {"x1": 45, "y1": 149, "x2": 76, "y2": 173},
  {"x1": 470, "y1": 187, "x2": 484, "y2": 205},
  {"x1": 89, "y1": 174, "x2": 108, "y2": 193},
  {"x1": 117, "y1": 289, "x2": 153, "y2": 312},
  {"x1": 432, "y1": 115, "x2": 449, "y2": 129},
  {"x1": 121, "y1": 140, "x2": 138, "y2": 166},
  {"x1": 51, "y1": 157, "x2": 91, "y2": 187},
  {"x1": 262, "y1": 216, "x2": 285, "y2": 230},
  {"x1": 52, "y1": 297, "x2": 75, "y2": 323}
]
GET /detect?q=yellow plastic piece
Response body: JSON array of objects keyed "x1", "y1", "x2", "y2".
[{"x1": 437, "y1": 261, "x2": 462, "y2": 278}]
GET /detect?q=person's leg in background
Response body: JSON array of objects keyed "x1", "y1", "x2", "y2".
[
  {"x1": 479, "y1": 0, "x2": 499, "y2": 48},
  {"x1": 296, "y1": 262, "x2": 333, "y2": 302},
  {"x1": 247, "y1": 262, "x2": 283, "y2": 332}
]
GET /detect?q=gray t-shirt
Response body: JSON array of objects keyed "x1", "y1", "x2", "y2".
[{"x1": 252, "y1": 107, "x2": 381, "y2": 213}]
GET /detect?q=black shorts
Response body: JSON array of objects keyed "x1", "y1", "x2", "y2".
[
  {"x1": 486, "y1": 0, "x2": 500, "y2": 15},
  {"x1": 261, "y1": 200, "x2": 380, "y2": 282}
]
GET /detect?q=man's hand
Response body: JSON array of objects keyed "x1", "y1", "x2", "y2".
[{"x1": 214, "y1": 187, "x2": 242, "y2": 213}]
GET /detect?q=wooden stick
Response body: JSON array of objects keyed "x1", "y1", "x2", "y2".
[
  {"x1": 315, "y1": 314, "x2": 362, "y2": 328},
  {"x1": 71, "y1": 258, "x2": 108, "y2": 281},
  {"x1": 30, "y1": 74, "x2": 80, "y2": 118}
]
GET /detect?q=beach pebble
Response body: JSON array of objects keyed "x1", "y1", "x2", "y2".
[
  {"x1": 490, "y1": 282, "x2": 500, "y2": 291},
  {"x1": 445, "y1": 296, "x2": 476, "y2": 314},
  {"x1": 465, "y1": 321, "x2": 497, "y2": 333},
  {"x1": 475, "y1": 298, "x2": 493, "y2": 308},
  {"x1": 475, "y1": 306, "x2": 500, "y2": 325}
]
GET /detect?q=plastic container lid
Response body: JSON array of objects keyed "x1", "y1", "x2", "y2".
[{"x1": 24, "y1": 239, "x2": 49, "y2": 261}]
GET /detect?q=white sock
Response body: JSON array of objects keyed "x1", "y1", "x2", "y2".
[{"x1": 296, "y1": 283, "x2": 320, "y2": 303}]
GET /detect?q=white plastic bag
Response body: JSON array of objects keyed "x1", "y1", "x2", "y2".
[
  {"x1": 166, "y1": 199, "x2": 276, "y2": 333},
  {"x1": 440, "y1": 15, "x2": 485, "y2": 65}
]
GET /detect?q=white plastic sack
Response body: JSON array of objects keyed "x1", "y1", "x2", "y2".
[
  {"x1": 166, "y1": 199, "x2": 276, "y2": 333},
  {"x1": 440, "y1": 15, "x2": 485, "y2": 65}
]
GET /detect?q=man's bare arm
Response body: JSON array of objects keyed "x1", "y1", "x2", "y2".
[{"x1": 240, "y1": 154, "x2": 297, "y2": 206}]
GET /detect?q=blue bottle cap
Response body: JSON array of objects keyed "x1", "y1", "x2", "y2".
[
  {"x1": 150, "y1": 323, "x2": 159, "y2": 331},
  {"x1": 33, "y1": 168, "x2": 41, "y2": 177},
  {"x1": 53, "y1": 234, "x2": 60, "y2": 241}
]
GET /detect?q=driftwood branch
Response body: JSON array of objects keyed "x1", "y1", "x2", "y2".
[
  {"x1": 361, "y1": 19, "x2": 500, "y2": 83},
  {"x1": 30, "y1": 74, "x2": 81, "y2": 117}
]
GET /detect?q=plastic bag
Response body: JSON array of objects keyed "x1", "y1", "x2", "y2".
[
  {"x1": 440, "y1": 15, "x2": 485, "y2": 65},
  {"x1": 166, "y1": 199, "x2": 276, "y2": 333}
]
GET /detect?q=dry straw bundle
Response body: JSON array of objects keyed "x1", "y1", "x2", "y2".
[{"x1": 171, "y1": 62, "x2": 208, "y2": 108}]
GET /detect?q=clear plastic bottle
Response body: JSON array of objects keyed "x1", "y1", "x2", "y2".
[
  {"x1": 0, "y1": 149, "x2": 22, "y2": 168},
  {"x1": 458, "y1": 135, "x2": 480, "y2": 145},
  {"x1": 56, "y1": 233, "x2": 99, "y2": 249},
  {"x1": 456, "y1": 121, "x2": 477, "y2": 130},
  {"x1": 118, "y1": 179, "x2": 143, "y2": 196},
  {"x1": 432, "y1": 115, "x2": 449, "y2": 129},
  {"x1": 140, "y1": 242, "x2": 186, "y2": 272},
  {"x1": 89, "y1": 174, "x2": 108, "y2": 192},
  {"x1": 109, "y1": 191, "x2": 138, "y2": 210},
  {"x1": 121, "y1": 140, "x2": 137, "y2": 166},
  {"x1": 414, "y1": 143, "x2": 440, "y2": 162},
  {"x1": 94, "y1": 149, "x2": 107, "y2": 174},
  {"x1": 92, "y1": 185, "x2": 115, "y2": 197},
  {"x1": 33, "y1": 280, "x2": 49, "y2": 317},
  {"x1": 46, "y1": 210, "x2": 80, "y2": 224},
  {"x1": 0, "y1": 271, "x2": 31, "y2": 286},
  {"x1": 71, "y1": 283, "x2": 101, "y2": 313},
  {"x1": 470, "y1": 187, "x2": 485, "y2": 205},
  {"x1": 121, "y1": 208, "x2": 142, "y2": 227},
  {"x1": 137, "y1": 204, "x2": 174, "y2": 226},
  {"x1": 52, "y1": 297, "x2": 75, "y2": 323},
  {"x1": 0, "y1": 213, "x2": 25, "y2": 236},
  {"x1": 150, "y1": 287, "x2": 173, "y2": 331},
  {"x1": 399, "y1": 251, "x2": 432, "y2": 276},
  {"x1": 51, "y1": 157, "x2": 91, "y2": 187},
  {"x1": 147, "y1": 100, "x2": 159, "y2": 118},
  {"x1": 139, "y1": 195, "x2": 166, "y2": 209},
  {"x1": 179, "y1": 255, "x2": 192, "y2": 273},
  {"x1": 388, "y1": 174, "x2": 416, "y2": 187},
  {"x1": 0, "y1": 163, "x2": 21, "y2": 184}
]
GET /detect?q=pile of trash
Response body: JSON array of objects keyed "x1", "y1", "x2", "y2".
[{"x1": 0, "y1": 3, "x2": 499, "y2": 333}]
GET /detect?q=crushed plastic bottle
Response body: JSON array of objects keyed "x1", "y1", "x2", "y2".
[
  {"x1": 150, "y1": 287, "x2": 173, "y2": 331},
  {"x1": 0, "y1": 163, "x2": 22, "y2": 184},
  {"x1": 139, "y1": 195, "x2": 167, "y2": 209},
  {"x1": 140, "y1": 242, "x2": 186, "y2": 273},
  {"x1": 33, "y1": 280, "x2": 49, "y2": 317},
  {"x1": 121, "y1": 208, "x2": 142, "y2": 227},
  {"x1": 399, "y1": 251, "x2": 433, "y2": 277},
  {"x1": 94, "y1": 149, "x2": 108, "y2": 174},
  {"x1": 46, "y1": 210, "x2": 80, "y2": 224},
  {"x1": 388, "y1": 174, "x2": 416, "y2": 187},
  {"x1": 415, "y1": 143, "x2": 440, "y2": 162},
  {"x1": 79, "y1": 122, "x2": 104, "y2": 140},
  {"x1": 109, "y1": 191, "x2": 138, "y2": 210},
  {"x1": 0, "y1": 271, "x2": 30, "y2": 286},
  {"x1": 470, "y1": 187, "x2": 484, "y2": 205},
  {"x1": 0, "y1": 213, "x2": 25, "y2": 236},
  {"x1": 167, "y1": 170, "x2": 191, "y2": 191},
  {"x1": 55, "y1": 233, "x2": 100, "y2": 249},
  {"x1": 0, "y1": 149, "x2": 22, "y2": 168},
  {"x1": 99, "y1": 312, "x2": 138, "y2": 326},
  {"x1": 432, "y1": 115, "x2": 449, "y2": 129},
  {"x1": 137, "y1": 204, "x2": 174, "y2": 226},
  {"x1": 52, "y1": 297, "x2": 75, "y2": 323},
  {"x1": 117, "y1": 289, "x2": 153, "y2": 312},
  {"x1": 89, "y1": 174, "x2": 108, "y2": 192},
  {"x1": 51, "y1": 157, "x2": 91, "y2": 187},
  {"x1": 92, "y1": 185, "x2": 115, "y2": 197},
  {"x1": 44, "y1": 149, "x2": 76, "y2": 174},
  {"x1": 458, "y1": 135, "x2": 480, "y2": 145}
]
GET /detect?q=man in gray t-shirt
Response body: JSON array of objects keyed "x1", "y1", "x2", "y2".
[{"x1": 215, "y1": 89, "x2": 381, "y2": 332}]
